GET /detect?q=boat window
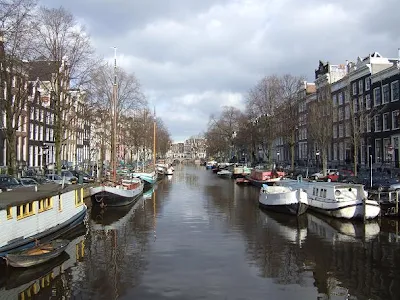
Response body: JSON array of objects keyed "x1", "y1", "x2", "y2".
[
  {"x1": 17, "y1": 202, "x2": 35, "y2": 220},
  {"x1": 75, "y1": 188, "x2": 84, "y2": 207},
  {"x1": 38, "y1": 197, "x2": 53, "y2": 212},
  {"x1": 7, "y1": 206, "x2": 12, "y2": 219},
  {"x1": 319, "y1": 189, "x2": 323, "y2": 197},
  {"x1": 323, "y1": 189, "x2": 327, "y2": 198}
]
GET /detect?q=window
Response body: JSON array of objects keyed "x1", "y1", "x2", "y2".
[
  {"x1": 375, "y1": 115, "x2": 382, "y2": 132},
  {"x1": 391, "y1": 81, "x2": 399, "y2": 102},
  {"x1": 374, "y1": 87, "x2": 381, "y2": 106},
  {"x1": 365, "y1": 77, "x2": 371, "y2": 91},
  {"x1": 38, "y1": 197, "x2": 53, "y2": 212},
  {"x1": 345, "y1": 105, "x2": 350, "y2": 119},
  {"x1": 365, "y1": 94, "x2": 371, "y2": 110},
  {"x1": 333, "y1": 125, "x2": 337, "y2": 138},
  {"x1": 333, "y1": 143, "x2": 338, "y2": 160},
  {"x1": 339, "y1": 124, "x2": 344, "y2": 137},
  {"x1": 338, "y1": 93, "x2": 343, "y2": 105},
  {"x1": 7, "y1": 206, "x2": 12, "y2": 219},
  {"x1": 358, "y1": 80, "x2": 363, "y2": 94},
  {"x1": 333, "y1": 108, "x2": 338, "y2": 122},
  {"x1": 384, "y1": 138, "x2": 391, "y2": 162},
  {"x1": 353, "y1": 98, "x2": 358, "y2": 113},
  {"x1": 366, "y1": 116, "x2": 371, "y2": 132},
  {"x1": 382, "y1": 84, "x2": 390, "y2": 104},
  {"x1": 352, "y1": 82, "x2": 357, "y2": 95},
  {"x1": 392, "y1": 110, "x2": 400, "y2": 129},
  {"x1": 383, "y1": 113, "x2": 390, "y2": 131},
  {"x1": 358, "y1": 96, "x2": 364, "y2": 112},
  {"x1": 345, "y1": 123, "x2": 350, "y2": 137},
  {"x1": 17, "y1": 202, "x2": 35, "y2": 220},
  {"x1": 333, "y1": 94, "x2": 337, "y2": 106},
  {"x1": 339, "y1": 107, "x2": 344, "y2": 121},
  {"x1": 375, "y1": 139, "x2": 382, "y2": 163}
]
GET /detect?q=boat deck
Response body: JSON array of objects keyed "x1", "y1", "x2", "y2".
[{"x1": 0, "y1": 184, "x2": 94, "y2": 209}]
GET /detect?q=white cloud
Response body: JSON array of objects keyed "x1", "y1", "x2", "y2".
[{"x1": 40, "y1": 0, "x2": 400, "y2": 142}]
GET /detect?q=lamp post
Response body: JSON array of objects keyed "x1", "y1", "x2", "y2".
[
  {"x1": 316, "y1": 150, "x2": 320, "y2": 171},
  {"x1": 277, "y1": 151, "x2": 280, "y2": 163}
]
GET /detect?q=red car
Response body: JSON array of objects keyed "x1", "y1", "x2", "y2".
[{"x1": 323, "y1": 170, "x2": 354, "y2": 182}]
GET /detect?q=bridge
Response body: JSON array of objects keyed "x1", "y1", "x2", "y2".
[{"x1": 168, "y1": 158, "x2": 203, "y2": 165}]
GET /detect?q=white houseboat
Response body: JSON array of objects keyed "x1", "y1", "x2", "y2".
[
  {"x1": 0, "y1": 185, "x2": 87, "y2": 256},
  {"x1": 279, "y1": 180, "x2": 380, "y2": 220},
  {"x1": 259, "y1": 184, "x2": 308, "y2": 216}
]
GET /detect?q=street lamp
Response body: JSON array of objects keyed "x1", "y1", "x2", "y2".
[
  {"x1": 277, "y1": 151, "x2": 280, "y2": 161},
  {"x1": 316, "y1": 150, "x2": 320, "y2": 171}
]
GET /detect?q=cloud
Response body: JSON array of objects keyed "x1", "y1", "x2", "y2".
[{"x1": 39, "y1": 0, "x2": 400, "y2": 142}]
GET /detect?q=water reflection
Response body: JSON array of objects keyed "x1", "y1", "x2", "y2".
[
  {"x1": 0, "y1": 224, "x2": 86, "y2": 299},
  {"x1": 307, "y1": 212, "x2": 380, "y2": 242}
]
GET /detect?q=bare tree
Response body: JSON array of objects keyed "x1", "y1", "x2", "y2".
[
  {"x1": 0, "y1": 0, "x2": 36, "y2": 175},
  {"x1": 156, "y1": 118, "x2": 171, "y2": 158},
  {"x1": 32, "y1": 6, "x2": 97, "y2": 174},
  {"x1": 307, "y1": 85, "x2": 333, "y2": 175},
  {"x1": 276, "y1": 74, "x2": 305, "y2": 170},
  {"x1": 205, "y1": 106, "x2": 241, "y2": 161},
  {"x1": 246, "y1": 75, "x2": 281, "y2": 164}
]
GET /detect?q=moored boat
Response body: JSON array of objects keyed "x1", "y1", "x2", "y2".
[
  {"x1": 130, "y1": 171, "x2": 157, "y2": 187},
  {"x1": 279, "y1": 180, "x2": 380, "y2": 220},
  {"x1": 90, "y1": 178, "x2": 144, "y2": 207},
  {"x1": 0, "y1": 185, "x2": 87, "y2": 257},
  {"x1": 217, "y1": 169, "x2": 232, "y2": 178},
  {"x1": 5, "y1": 239, "x2": 69, "y2": 268},
  {"x1": 259, "y1": 184, "x2": 308, "y2": 215},
  {"x1": 246, "y1": 169, "x2": 285, "y2": 187}
]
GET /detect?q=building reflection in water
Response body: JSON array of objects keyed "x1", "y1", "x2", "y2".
[{"x1": 0, "y1": 224, "x2": 87, "y2": 300}]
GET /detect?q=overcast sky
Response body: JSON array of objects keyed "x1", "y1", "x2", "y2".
[{"x1": 40, "y1": 0, "x2": 400, "y2": 142}]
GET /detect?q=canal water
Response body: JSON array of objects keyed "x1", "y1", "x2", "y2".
[{"x1": 1, "y1": 165, "x2": 400, "y2": 299}]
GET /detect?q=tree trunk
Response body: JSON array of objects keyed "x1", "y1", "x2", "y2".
[
  {"x1": 6, "y1": 131, "x2": 16, "y2": 176},
  {"x1": 290, "y1": 132, "x2": 295, "y2": 170},
  {"x1": 322, "y1": 150, "x2": 328, "y2": 176},
  {"x1": 55, "y1": 111, "x2": 62, "y2": 175},
  {"x1": 353, "y1": 144, "x2": 358, "y2": 177}
]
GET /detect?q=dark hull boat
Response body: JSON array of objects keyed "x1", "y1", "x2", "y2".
[{"x1": 5, "y1": 239, "x2": 69, "y2": 268}]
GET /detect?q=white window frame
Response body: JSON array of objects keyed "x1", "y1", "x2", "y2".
[
  {"x1": 375, "y1": 138, "x2": 382, "y2": 163},
  {"x1": 345, "y1": 105, "x2": 350, "y2": 119},
  {"x1": 332, "y1": 94, "x2": 337, "y2": 107},
  {"x1": 352, "y1": 82, "x2": 357, "y2": 95},
  {"x1": 392, "y1": 110, "x2": 400, "y2": 129},
  {"x1": 375, "y1": 115, "x2": 381, "y2": 132},
  {"x1": 391, "y1": 80, "x2": 399, "y2": 102},
  {"x1": 382, "y1": 84, "x2": 390, "y2": 104},
  {"x1": 353, "y1": 98, "x2": 358, "y2": 113},
  {"x1": 373, "y1": 87, "x2": 381, "y2": 107},
  {"x1": 365, "y1": 77, "x2": 371, "y2": 91},
  {"x1": 365, "y1": 94, "x2": 371, "y2": 110},
  {"x1": 383, "y1": 112, "x2": 390, "y2": 131},
  {"x1": 366, "y1": 116, "x2": 371, "y2": 132},
  {"x1": 338, "y1": 93, "x2": 343, "y2": 105},
  {"x1": 339, "y1": 124, "x2": 344, "y2": 137},
  {"x1": 358, "y1": 80, "x2": 363, "y2": 94},
  {"x1": 333, "y1": 125, "x2": 337, "y2": 138}
]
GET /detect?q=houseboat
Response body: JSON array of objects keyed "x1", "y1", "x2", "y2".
[
  {"x1": 0, "y1": 184, "x2": 87, "y2": 257},
  {"x1": 232, "y1": 165, "x2": 252, "y2": 178},
  {"x1": 246, "y1": 169, "x2": 285, "y2": 187},
  {"x1": 259, "y1": 184, "x2": 308, "y2": 215},
  {"x1": 279, "y1": 180, "x2": 380, "y2": 220}
]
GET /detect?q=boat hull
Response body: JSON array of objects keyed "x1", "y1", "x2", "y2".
[
  {"x1": 6, "y1": 239, "x2": 69, "y2": 268},
  {"x1": 246, "y1": 175, "x2": 280, "y2": 187},
  {"x1": 309, "y1": 199, "x2": 381, "y2": 220},
  {"x1": 259, "y1": 187, "x2": 308, "y2": 216},
  {"x1": 0, "y1": 207, "x2": 87, "y2": 257},
  {"x1": 90, "y1": 184, "x2": 144, "y2": 207}
]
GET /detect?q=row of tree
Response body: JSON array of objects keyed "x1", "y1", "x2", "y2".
[
  {"x1": 204, "y1": 73, "x2": 363, "y2": 175},
  {"x1": 0, "y1": 0, "x2": 171, "y2": 175}
]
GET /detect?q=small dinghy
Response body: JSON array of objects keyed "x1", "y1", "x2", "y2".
[{"x1": 5, "y1": 239, "x2": 69, "y2": 268}]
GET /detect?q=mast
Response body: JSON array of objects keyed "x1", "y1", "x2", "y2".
[
  {"x1": 112, "y1": 47, "x2": 118, "y2": 183},
  {"x1": 153, "y1": 107, "x2": 156, "y2": 167}
]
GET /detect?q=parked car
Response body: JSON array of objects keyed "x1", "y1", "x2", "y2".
[
  {"x1": 46, "y1": 174, "x2": 65, "y2": 185},
  {"x1": 23, "y1": 175, "x2": 52, "y2": 184},
  {"x1": 19, "y1": 177, "x2": 39, "y2": 187},
  {"x1": 0, "y1": 174, "x2": 23, "y2": 191},
  {"x1": 70, "y1": 170, "x2": 95, "y2": 183},
  {"x1": 322, "y1": 169, "x2": 354, "y2": 182},
  {"x1": 60, "y1": 170, "x2": 78, "y2": 184},
  {"x1": 342, "y1": 171, "x2": 400, "y2": 191}
]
